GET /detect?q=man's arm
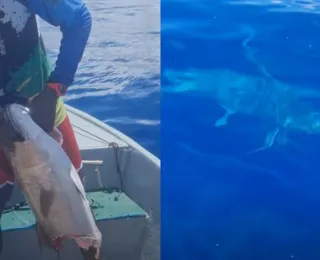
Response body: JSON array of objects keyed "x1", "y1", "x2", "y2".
[{"x1": 26, "y1": 0, "x2": 92, "y2": 87}]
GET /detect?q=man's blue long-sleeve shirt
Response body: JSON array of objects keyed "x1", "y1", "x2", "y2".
[{"x1": 25, "y1": 0, "x2": 92, "y2": 87}]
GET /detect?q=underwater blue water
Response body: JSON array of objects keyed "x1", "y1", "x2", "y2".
[{"x1": 162, "y1": 0, "x2": 320, "y2": 259}]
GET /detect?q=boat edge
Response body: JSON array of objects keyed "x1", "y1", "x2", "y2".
[{"x1": 66, "y1": 105, "x2": 160, "y2": 168}]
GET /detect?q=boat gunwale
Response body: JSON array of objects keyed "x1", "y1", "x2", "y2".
[{"x1": 66, "y1": 105, "x2": 160, "y2": 168}]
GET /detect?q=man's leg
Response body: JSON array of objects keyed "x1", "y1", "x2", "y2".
[
  {"x1": 0, "y1": 150, "x2": 14, "y2": 255},
  {"x1": 57, "y1": 115, "x2": 82, "y2": 172}
]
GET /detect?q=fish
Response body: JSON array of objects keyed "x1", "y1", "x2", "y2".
[
  {"x1": 163, "y1": 67, "x2": 320, "y2": 154},
  {"x1": 1, "y1": 103, "x2": 102, "y2": 258},
  {"x1": 163, "y1": 21, "x2": 320, "y2": 154}
]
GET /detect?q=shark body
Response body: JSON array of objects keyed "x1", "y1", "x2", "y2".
[{"x1": 163, "y1": 68, "x2": 320, "y2": 153}]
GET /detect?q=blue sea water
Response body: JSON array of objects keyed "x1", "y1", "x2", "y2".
[
  {"x1": 40, "y1": 0, "x2": 160, "y2": 157},
  {"x1": 162, "y1": 0, "x2": 320, "y2": 260}
]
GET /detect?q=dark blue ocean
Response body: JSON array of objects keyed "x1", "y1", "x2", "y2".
[{"x1": 162, "y1": 0, "x2": 320, "y2": 260}]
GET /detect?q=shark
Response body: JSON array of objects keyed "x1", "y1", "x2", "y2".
[
  {"x1": 163, "y1": 67, "x2": 320, "y2": 154},
  {"x1": 163, "y1": 23, "x2": 320, "y2": 154}
]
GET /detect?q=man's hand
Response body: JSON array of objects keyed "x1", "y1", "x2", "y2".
[
  {"x1": 29, "y1": 85, "x2": 59, "y2": 133},
  {"x1": 51, "y1": 127, "x2": 64, "y2": 145}
]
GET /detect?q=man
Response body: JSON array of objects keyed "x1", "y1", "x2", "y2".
[{"x1": 0, "y1": 0, "x2": 95, "y2": 258}]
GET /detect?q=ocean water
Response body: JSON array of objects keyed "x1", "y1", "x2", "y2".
[
  {"x1": 40, "y1": 0, "x2": 160, "y2": 157},
  {"x1": 162, "y1": 0, "x2": 320, "y2": 260}
]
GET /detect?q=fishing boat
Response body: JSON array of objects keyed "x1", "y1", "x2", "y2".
[{"x1": 1, "y1": 105, "x2": 160, "y2": 260}]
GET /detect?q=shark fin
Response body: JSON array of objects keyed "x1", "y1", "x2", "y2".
[
  {"x1": 246, "y1": 128, "x2": 281, "y2": 155},
  {"x1": 215, "y1": 107, "x2": 235, "y2": 127}
]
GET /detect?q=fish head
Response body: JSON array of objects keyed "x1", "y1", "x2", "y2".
[
  {"x1": 163, "y1": 68, "x2": 250, "y2": 94},
  {"x1": 162, "y1": 68, "x2": 215, "y2": 93},
  {"x1": 162, "y1": 69, "x2": 277, "y2": 118}
]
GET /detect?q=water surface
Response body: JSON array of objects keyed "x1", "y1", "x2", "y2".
[{"x1": 40, "y1": 0, "x2": 160, "y2": 156}]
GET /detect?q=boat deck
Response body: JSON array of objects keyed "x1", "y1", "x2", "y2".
[
  {"x1": 2, "y1": 191, "x2": 149, "y2": 260},
  {"x1": 2, "y1": 191, "x2": 146, "y2": 232}
]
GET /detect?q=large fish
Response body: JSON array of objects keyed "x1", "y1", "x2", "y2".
[
  {"x1": 163, "y1": 22, "x2": 320, "y2": 153},
  {"x1": 1, "y1": 103, "x2": 102, "y2": 257},
  {"x1": 163, "y1": 68, "x2": 320, "y2": 153}
]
